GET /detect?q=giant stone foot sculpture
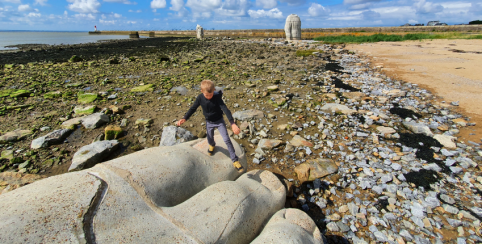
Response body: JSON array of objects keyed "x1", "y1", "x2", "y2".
[
  {"x1": 0, "y1": 134, "x2": 325, "y2": 243},
  {"x1": 285, "y1": 14, "x2": 302, "y2": 41}
]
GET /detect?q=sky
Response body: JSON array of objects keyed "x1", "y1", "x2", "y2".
[{"x1": 0, "y1": 0, "x2": 481, "y2": 31}]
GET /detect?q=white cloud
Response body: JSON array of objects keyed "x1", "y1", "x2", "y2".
[
  {"x1": 308, "y1": 3, "x2": 329, "y2": 17},
  {"x1": 248, "y1": 8, "x2": 283, "y2": 18},
  {"x1": 1, "y1": 0, "x2": 21, "y2": 3},
  {"x1": 27, "y1": 12, "x2": 41, "y2": 17},
  {"x1": 153, "y1": 18, "x2": 160, "y2": 20},
  {"x1": 151, "y1": 0, "x2": 166, "y2": 8},
  {"x1": 278, "y1": 0, "x2": 305, "y2": 6},
  {"x1": 413, "y1": 0, "x2": 443, "y2": 14},
  {"x1": 103, "y1": 0, "x2": 136, "y2": 4},
  {"x1": 34, "y1": 0, "x2": 48, "y2": 5},
  {"x1": 113, "y1": 12, "x2": 121, "y2": 17},
  {"x1": 255, "y1": 0, "x2": 276, "y2": 9},
  {"x1": 67, "y1": 0, "x2": 101, "y2": 13},
  {"x1": 127, "y1": 20, "x2": 136, "y2": 24},
  {"x1": 170, "y1": 0, "x2": 183, "y2": 11},
  {"x1": 469, "y1": 2, "x2": 482, "y2": 14},
  {"x1": 349, "y1": 3, "x2": 372, "y2": 10},
  {"x1": 185, "y1": 0, "x2": 222, "y2": 11},
  {"x1": 361, "y1": 9, "x2": 380, "y2": 19},
  {"x1": 128, "y1": 9, "x2": 142, "y2": 12},
  {"x1": 18, "y1": 4, "x2": 32, "y2": 12},
  {"x1": 99, "y1": 19, "x2": 115, "y2": 24},
  {"x1": 344, "y1": 0, "x2": 380, "y2": 5},
  {"x1": 408, "y1": 19, "x2": 418, "y2": 24},
  {"x1": 74, "y1": 13, "x2": 96, "y2": 20}
]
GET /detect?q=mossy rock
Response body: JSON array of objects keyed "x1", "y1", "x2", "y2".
[
  {"x1": 69, "y1": 55, "x2": 83, "y2": 62},
  {"x1": 10, "y1": 157, "x2": 23, "y2": 164},
  {"x1": 105, "y1": 125, "x2": 123, "y2": 140},
  {"x1": 182, "y1": 60, "x2": 190, "y2": 65},
  {"x1": 4, "y1": 64, "x2": 15, "y2": 69},
  {"x1": 194, "y1": 57, "x2": 204, "y2": 62},
  {"x1": 77, "y1": 93, "x2": 98, "y2": 104},
  {"x1": 43, "y1": 159, "x2": 54, "y2": 167},
  {"x1": 74, "y1": 105, "x2": 96, "y2": 115},
  {"x1": 65, "y1": 82, "x2": 83, "y2": 88},
  {"x1": 131, "y1": 84, "x2": 154, "y2": 92},
  {"x1": 62, "y1": 91, "x2": 74, "y2": 98},
  {"x1": 129, "y1": 57, "x2": 136, "y2": 62},
  {"x1": 10, "y1": 90, "x2": 31, "y2": 98},
  {"x1": 0, "y1": 89, "x2": 13, "y2": 97},
  {"x1": 44, "y1": 91, "x2": 62, "y2": 100}
]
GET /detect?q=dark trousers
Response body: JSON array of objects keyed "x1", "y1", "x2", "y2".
[{"x1": 206, "y1": 119, "x2": 238, "y2": 162}]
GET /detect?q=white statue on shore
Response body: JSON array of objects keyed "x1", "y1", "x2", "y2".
[
  {"x1": 196, "y1": 24, "x2": 204, "y2": 39},
  {"x1": 285, "y1": 14, "x2": 301, "y2": 41}
]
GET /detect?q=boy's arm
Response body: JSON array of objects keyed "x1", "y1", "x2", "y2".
[
  {"x1": 183, "y1": 95, "x2": 201, "y2": 121},
  {"x1": 218, "y1": 98, "x2": 235, "y2": 125}
]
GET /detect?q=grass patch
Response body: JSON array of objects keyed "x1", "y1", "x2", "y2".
[
  {"x1": 313, "y1": 32, "x2": 482, "y2": 44},
  {"x1": 296, "y1": 49, "x2": 321, "y2": 57}
]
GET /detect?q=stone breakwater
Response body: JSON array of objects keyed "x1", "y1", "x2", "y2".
[{"x1": 0, "y1": 36, "x2": 481, "y2": 243}]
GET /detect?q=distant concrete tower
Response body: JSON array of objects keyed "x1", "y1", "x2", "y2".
[
  {"x1": 285, "y1": 14, "x2": 301, "y2": 41},
  {"x1": 196, "y1": 24, "x2": 204, "y2": 39}
]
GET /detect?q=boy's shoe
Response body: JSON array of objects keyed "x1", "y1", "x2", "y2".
[
  {"x1": 232, "y1": 161, "x2": 244, "y2": 173},
  {"x1": 208, "y1": 145, "x2": 215, "y2": 155}
]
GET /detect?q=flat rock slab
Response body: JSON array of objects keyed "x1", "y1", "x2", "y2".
[
  {"x1": 403, "y1": 121, "x2": 433, "y2": 137},
  {"x1": 377, "y1": 126, "x2": 396, "y2": 135},
  {"x1": 233, "y1": 109, "x2": 264, "y2": 121},
  {"x1": 290, "y1": 135, "x2": 313, "y2": 147},
  {"x1": 61, "y1": 113, "x2": 109, "y2": 130},
  {"x1": 342, "y1": 92, "x2": 365, "y2": 101},
  {"x1": 257, "y1": 139, "x2": 284, "y2": 150},
  {"x1": 295, "y1": 159, "x2": 339, "y2": 183},
  {"x1": 69, "y1": 140, "x2": 119, "y2": 171},
  {"x1": 159, "y1": 126, "x2": 195, "y2": 146},
  {"x1": 0, "y1": 129, "x2": 32, "y2": 143},
  {"x1": 320, "y1": 103, "x2": 356, "y2": 115},
  {"x1": 74, "y1": 105, "x2": 96, "y2": 116},
  {"x1": 433, "y1": 134, "x2": 457, "y2": 149},
  {"x1": 31, "y1": 129, "x2": 72, "y2": 149},
  {"x1": 170, "y1": 86, "x2": 188, "y2": 95}
]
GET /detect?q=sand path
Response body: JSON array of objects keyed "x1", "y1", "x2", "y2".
[{"x1": 347, "y1": 39, "x2": 482, "y2": 145}]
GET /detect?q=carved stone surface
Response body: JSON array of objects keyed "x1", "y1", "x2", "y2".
[
  {"x1": 285, "y1": 14, "x2": 301, "y2": 41},
  {"x1": 196, "y1": 24, "x2": 204, "y2": 39},
  {"x1": 0, "y1": 134, "x2": 324, "y2": 243}
]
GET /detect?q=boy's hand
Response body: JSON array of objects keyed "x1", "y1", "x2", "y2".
[
  {"x1": 231, "y1": 124, "x2": 240, "y2": 135},
  {"x1": 176, "y1": 119, "x2": 186, "y2": 126}
]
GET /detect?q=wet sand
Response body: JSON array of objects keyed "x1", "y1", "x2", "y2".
[{"x1": 347, "y1": 39, "x2": 482, "y2": 144}]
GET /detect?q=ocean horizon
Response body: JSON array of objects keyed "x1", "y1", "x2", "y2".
[{"x1": 0, "y1": 31, "x2": 140, "y2": 51}]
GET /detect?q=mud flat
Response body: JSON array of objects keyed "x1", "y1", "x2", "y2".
[{"x1": 0, "y1": 36, "x2": 481, "y2": 243}]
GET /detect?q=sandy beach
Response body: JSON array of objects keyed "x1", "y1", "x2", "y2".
[{"x1": 347, "y1": 39, "x2": 482, "y2": 144}]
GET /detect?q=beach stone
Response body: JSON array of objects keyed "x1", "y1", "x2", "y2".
[
  {"x1": 109, "y1": 105, "x2": 123, "y2": 114},
  {"x1": 294, "y1": 158, "x2": 338, "y2": 183},
  {"x1": 130, "y1": 84, "x2": 154, "y2": 92},
  {"x1": 290, "y1": 135, "x2": 313, "y2": 147},
  {"x1": 342, "y1": 92, "x2": 365, "y2": 101},
  {"x1": 267, "y1": 85, "x2": 279, "y2": 91},
  {"x1": 233, "y1": 109, "x2": 264, "y2": 121},
  {"x1": 443, "y1": 204, "x2": 459, "y2": 215},
  {"x1": 1, "y1": 150, "x2": 14, "y2": 160},
  {"x1": 0, "y1": 129, "x2": 32, "y2": 143},
  {"x1": 61, "y1": 117, "x2": 82, "y2": 130},
  {"x1": 77, "y1": 93, "x2": 97, "y2": 104},
  {"x1": 135, "y1": 118, "x2": 153, "y2": 126},
  {"x1": 402, "y1": 121, "x2": 433, "y2": 137},
  {"x1": 433, "y1": 134, "x2": 457, "y2": 149},
  {"x1": 376, "y1": 126, "x2": 396, "y2": 135},
  {"x1": 31, "y1": 129, "x2": 72, "y2": 149},
  {"x1": 159, "y1": 126, "x2": 195, "y2": 146},
  {"x1": 320, "y1": 103, "x2": 356, "y2": 115},
  {"x1": 104, "y1": 125, "x2": 122, "y2": 140},
  {"x1": 326, "y1": 222, "x2": 340, "y2": 232},
  {"x1": 257, "y1": 139, "x2": 284, "y2": 150},
  {"x1": 196, "y1": 24, "x2": 204, "y2": 39},
  {"x1": 68, "y1": 140, "x2": 119, "y2": 171},
  {"x1": 373, "y1": 231, "x2": 389, "y2": 242},
  {"x1": 74, "y1": 105, "x2": 96, "y2": 116},
  {"x1": 43, "y1": 91, "x2": 62, "y2": 100},
  {"x1": 270, "y1": 95, "x2": 287, "y2": 107},
  {"x1": 171, "y1": 86, "x2": 188, "y2": 96},
  {"x1": 81, "y1": 113, "x2": 110, "y2": 129},
  {"x1": 284, "y1": 14, "x2": 301, "y2": 41}
]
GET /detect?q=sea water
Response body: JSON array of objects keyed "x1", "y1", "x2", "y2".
[{"x1": 0, "y1": 31, "x2": 142, "y2": 50}]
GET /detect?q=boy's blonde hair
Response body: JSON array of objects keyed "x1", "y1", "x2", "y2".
[{"x1": 200, "y1": 80, "x2": 215, "y2": 93}]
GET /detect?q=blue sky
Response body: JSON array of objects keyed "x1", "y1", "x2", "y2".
[{"x1": 0, "y1": 0, "x2": 481, "y2": 31}]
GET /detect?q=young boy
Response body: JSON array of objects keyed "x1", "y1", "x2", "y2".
[{"x1": 176, "y1": 80, "x2": 243, "y2": 172}]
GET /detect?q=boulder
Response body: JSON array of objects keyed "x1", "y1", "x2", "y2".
[
  {"x1": 74, "y1": 105, "x2": 96, "y2": 116},
  {"x1": 257, "y1": 139, "x2": 284, "y2": 150},
  {"x1": 376, "y1": 126, "x2": 396, "y2": 135},
  {"x1": 320, "y1": 103, "x2": 356, "y2": 115},
  {"x1": 68, "y1": 140, "x2": 119, "y2": 171},
  {"x1": 403, "y1": 121, "x2": 433, "y2": 137},
  {"x1": 77, "y1": 93, "x2": 97, "y2": 104},
  {"x1": 0, "y1": 150, "x2": 14, "y2": 160},
  {"x1": 433, "y1": 134, "x2": 457, "y2": 149},
  {"x1": 81, "y1": 113, "x2": 110, "y2": 129},
  {"x1": 0, "y1": 129, "x2": 32, "y2": 144},
  {"x1": 290, "y1": 135, "x2": 313, "y2": 147},
  {"x1": 135, "y1": 118, "x2": 153, "y2": 126},
  {"x1": 30, "y1": 129, "x2": 72, "y2": 149},
  {"x1": 105, "y1": 125, "x2": 123, "y2": 140},
  {"x1": 233, "y1": 109, "x2": 264, "y2": 121},
  {"x1": 295, "y1": 159, "x2": 339, "y2": 184},
  {"x1": 160, "y1": 126, "x2": 195, "y2": 146}
]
